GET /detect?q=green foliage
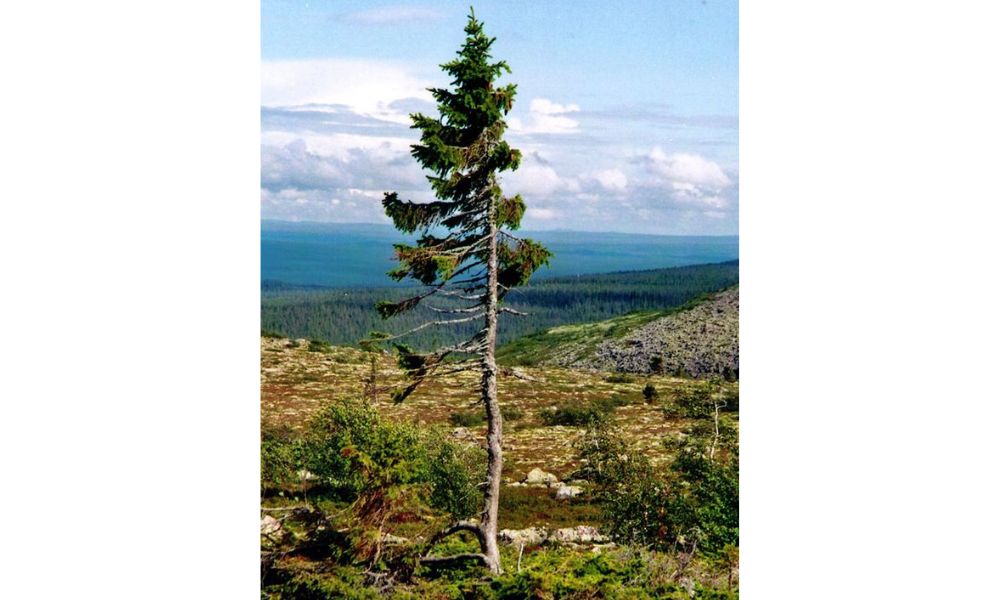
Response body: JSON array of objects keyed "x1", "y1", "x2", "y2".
[
  {"x1": 264, "y1": 546, "x2": 738, "y2": 599},
  {"x1": 649, "y1": 355, "x2": 665, "y2": 374},
  {"x1": 578, "y1": 419, "x2": 739, "y2": 557},
  {"x1": 449, "y1": 409, "x2": 485, "y2": 427},
  {"x1": 540, "y1": 396, "x2": 628, "y2": 427},
  {"x1": 668, "y1": 381, "x2": 730, "y2": 419},
  {"x1": 427, "y1": 435, "x2": 485, "y2": 521},
  {"x1": 605, "y1": 372, "x2": 635, "y2": 384},
  {"x1": 261, "y1": 428, "x2": 309, "y2": 491},
  {"x1": 261, "y1": 262, "x2": 739, "y2": 352},
  {"x1": 269, "y1": 569, "x2": 380, "y2": 600},
  {"x1": 501, "y1": 405, "x2": 525, "y2": 422},
  {"x1": 307, "y1": 339, "x2": 332, "y2": 353},
  {"x1": 266, "y1": 400, "x2": 483, "y2": 522},
  {"x1": 643, "y1": 383, "x2": 659, "y2": 403}
]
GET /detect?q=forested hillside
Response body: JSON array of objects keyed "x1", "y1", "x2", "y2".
[{"x1": 261, "y1": 260, "x2": 738, "y2": 350}]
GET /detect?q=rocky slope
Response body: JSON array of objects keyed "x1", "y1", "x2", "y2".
[
  {"x1": 583, "y1": 287, "x2": 738, "y2": 377},
  {"x1": 503, "y1": 287, "x2": 738, "y2": 378}
]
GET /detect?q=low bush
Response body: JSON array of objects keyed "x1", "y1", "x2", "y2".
[
  {"x1": 578, "y1": 419, "x2": 739, "y2": 557},
  {"x1": 642, "y1": 383, "x2": 658, "y2": 403},
  {"x1": 307, "y1": 339, "x2": 332, "y2": 353},
  {"x1": 605, "y1": 372, "x2": 635, "y2": 384},
  {"x1": 448, "y1": 410, "x2": 485, "y2": 427},
  {"x1": 502, "y1": 405, "x2": 525, "y2": 422},
  {"x1": 541, "y1": 400, "x2": 609, "y2": 427}
]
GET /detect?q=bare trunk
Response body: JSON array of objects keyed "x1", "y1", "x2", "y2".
[{"x1": 478, "y1": 199, "x2": 503, "y2": 575}]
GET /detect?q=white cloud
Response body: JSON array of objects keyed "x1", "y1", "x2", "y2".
[
  {"x1": 341, "y1": 6, "x2": 443, "y2": 25},
  {"x1": 508, "y1": 97, "x2": 581, "y2": 134},
  {"x1": 261, "y1": 58, "x2": 435, "y2": 123},
  {"x1": 645, "y1": 148, "x2": 731, "y2": 188},
  {"x1": 504, "y1": 164, "x2": 580, "y2": 197},
  {"x1": 530, "y1": 98, "x2": 581, "y2": 115},
  {"x1": 586, "y1": 168, "x2": 628, "y2": 192}
]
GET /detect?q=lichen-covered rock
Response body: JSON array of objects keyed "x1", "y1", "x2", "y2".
[
  {"x1": 382, "y1": 534, "x2": 408, "y2": 546},
  {"x1": 499, "y1": 527, "x2": 548, "y2": 547},
  {"x1": 523, "y1": 467, "x2": 559, "y2": 486},
  {"x1": 559, "y1": 287, "x2": 739, "y2": 378},
  {"x1": 549, "y1": 526, "x2": 608, "y2": 544},
  {"x1": 554, "y1": 485, "x2": 583, "y2": 500},
  {"x1": 261, "y1": 515, "x2": 283, "y2": 536}
]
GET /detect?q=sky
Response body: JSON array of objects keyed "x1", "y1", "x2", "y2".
[{"x1": 261, "y1": 0, "x2": 738, "y2": 235}]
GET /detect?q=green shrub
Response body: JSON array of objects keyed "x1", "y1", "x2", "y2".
[
  {"x1": 502, "y1": 405, "x2": 525, "y2": 422},
  {"x1": 672, "y1": 383, "x2": 720, "y2": 418},
  {"x1": 721, "y1": 387, "x2": 739, "y2": 412},
  {"x1": 649, "y1": 355, "x2": 664, "y2": 374},
  {"x1": 448, "y1": 409, "x2": 485, "y2": 427},
  {"x1": 579, "y1": 420, "x2": 739, "y2": 557},
  {"x1": 428, "y1": 435, "x2": 485, "y2": 520},
  {"x1": 301, "y1": 399, "x2": 482, "y2": 521},
  {"x1": 307, "y1": 339, "x2": 332, "y2": 353},
  {"x1": 541, "y1": 400, "x2": 609, "y2": 427},
  {"x1": 605, "y1": 372, "x2": 635, "y2": 384},
  {"x1": 642, "y1": 383, "x2": 658, "y2": 403},
  {"x1": 261, "y1": 429, "x2": 308, "y2": 491},
  {"x1": 261, "y1": 329, "x2": 283, "y2": 339}
]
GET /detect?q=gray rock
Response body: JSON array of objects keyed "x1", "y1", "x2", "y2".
[
  {"x1": 523, "y1": 467, "x2": 559, "y2": 486},
  {"x1": 261, "y1": 515, "x2": 283, "y2": 536},
  {"x1": 554, "y1": 485, "x2": 583, "y2": 500},
  {"x1": 499, "y1": 527, "x2": 548, "y2": 547},
  {"x1": 296, "y1": 469, "x2": 318, "y2": 482},
  {"x1": 549, "y1": 526, "x2": 608, "y2": 544},
  {"x1": 382, "y1": 534, "x2": 409, "y2": 546}
]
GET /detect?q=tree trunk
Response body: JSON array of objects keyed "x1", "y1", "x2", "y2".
[{"x1": 478, "y1": 202, "x2": 503, "y2": 575}]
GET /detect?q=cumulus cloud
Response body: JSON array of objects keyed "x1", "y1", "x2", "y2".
[
  {"x1": 261, "y1": 58, "x2": 435, "y2": 123},
  {"x1": 585, "y1": 168, "x2": 628, "y2": 192},
  {"x1": 644, "y1": 148, "x2": 732, "y2": 188},
  {"x1": 503, "y1": 153, "x2": 580, "y2": 197},
  {"x1": 258, "y1": 55, "x2": 737, "y2": 234},
  {"x1": 508, "y1": 98, "x2": 581, "y2": 135},
  {"x1": 633, "y1": 148, "x2": 735, "y2": 213}
]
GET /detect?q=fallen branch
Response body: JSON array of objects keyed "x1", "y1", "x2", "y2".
[{"x1": 420, "y1": 553, "x2": 489, "y2": 568}]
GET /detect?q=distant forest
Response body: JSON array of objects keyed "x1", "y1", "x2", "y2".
[{"x1": 261, "y1": 260, "x2": 738, "y2": 351}]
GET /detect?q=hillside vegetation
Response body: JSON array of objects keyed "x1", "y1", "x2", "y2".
[
  {"x1": 499, "y1": 287, "x2": 738, "y2": 378},
  {"x1": 261, "y1": 260, "x2": 738, "y2": 351},
  {"x1": 261, "y1": 336, "x2": 739, "y2": 598}
]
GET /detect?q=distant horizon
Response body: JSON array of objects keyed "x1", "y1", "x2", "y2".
[{"x1": 261, "y1": 218, "x2": 740, "y2": 239}]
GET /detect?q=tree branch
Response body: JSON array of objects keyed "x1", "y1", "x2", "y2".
[
  {"x1": 380, "y1": 313, "x2": 485, "y2": 342},
  {"x1": 420, "y1": 553, "x2": 489, "y2": 568}
]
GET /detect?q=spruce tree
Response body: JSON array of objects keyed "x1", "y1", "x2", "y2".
[{"x1": 373, "y1": 9, "x2": 550, "y2": 574}]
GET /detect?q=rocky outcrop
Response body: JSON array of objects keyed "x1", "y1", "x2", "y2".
[
  {"x1": 499, "y1": 527, "x2": 548, "y2": 547},
  {"x1": 580, "y1": 287, "x2": 738, "y2": 378},
  {"x1": 498, "y1": 525, "x2": 609, "y2": 547}
]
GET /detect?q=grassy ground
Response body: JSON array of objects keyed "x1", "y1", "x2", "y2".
[
  {"x1": 261, "y1": 336, "x2": 738, "y2": 482},
  {"x1": 261, "y1": 336, "x2": 740, "y2": 597}
]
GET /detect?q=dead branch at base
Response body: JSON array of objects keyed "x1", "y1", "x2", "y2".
[
  {"x1": 423, "y1": 520, "x2": 485, "y2": 552},
  {"x1": 420, "y1": 553, "x2": 490, "y2": 568},
  {"x1": 419, "y1": 521, "x2": 491, "y2": 570}
]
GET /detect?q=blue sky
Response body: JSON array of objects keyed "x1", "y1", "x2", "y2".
[{"x1": 261, "y1": 1, "x2": 738, "y2": 234}]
